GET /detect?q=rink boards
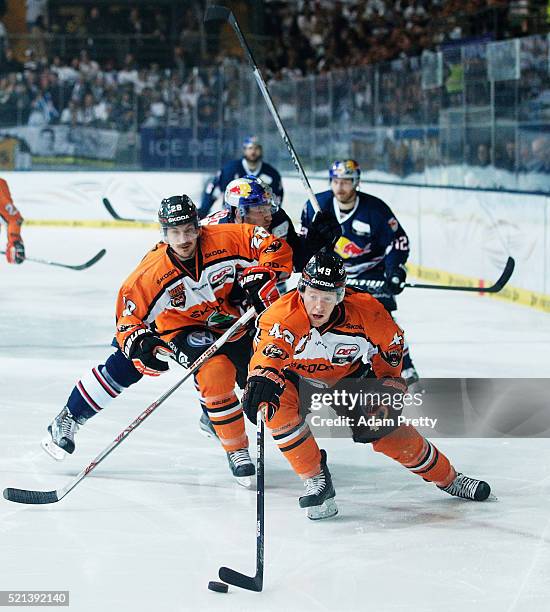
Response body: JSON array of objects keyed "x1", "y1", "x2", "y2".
[{"x1": 2, "y1": 170, "x2": 549, "y2": 312}]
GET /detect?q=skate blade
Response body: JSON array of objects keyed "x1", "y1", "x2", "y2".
[
  {"x1": 40, "y1": 436, "x2": 67, "y2": 461},
  {"x1": 306, "y1": 497, "x2": 338, "y2": 520},
  {"x1": 234, "y1": 475, "x2": 253, "y2": 489}
]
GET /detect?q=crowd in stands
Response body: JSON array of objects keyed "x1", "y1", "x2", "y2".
[
  {"x1": 263, "y1": 0, "x2": 548, "y2": 79},
  {"x1": 0, "y1": 1, "x2": 547, "y2": 175}
]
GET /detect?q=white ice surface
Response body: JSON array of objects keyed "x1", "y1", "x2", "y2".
[{"x1": 1, "y1": 226, "x2": 549, "y2": 612}]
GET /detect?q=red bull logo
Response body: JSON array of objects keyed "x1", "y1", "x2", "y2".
[
  {"x1": 229, "y1": 180, "x2": 252, "y2": 197},
  {"x1": 335, "y1": 237, "x2": 365, "y2": 258}
]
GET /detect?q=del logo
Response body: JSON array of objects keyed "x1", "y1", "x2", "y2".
[
  {"x1": 334, "y1": 236, "x2": 370, "y2": 259},
  {"x1": 208, "y1": 265, "x2": 233, "y2": 288},
  {"x1": 168, "y1": 284, "x2": 186, "y2": 308},
  {"x1": 333, "y1": 343, "x2": 360, "y2": 363}
]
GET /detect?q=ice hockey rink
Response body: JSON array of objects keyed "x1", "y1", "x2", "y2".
[{"x1": 1, "y1": 223, "x2": 549, "y2": 612}]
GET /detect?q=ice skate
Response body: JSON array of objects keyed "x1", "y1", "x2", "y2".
[
  {"x1": 299, "y1": 449, "x2": 338, "y2": 520},
  {"x1": 41, "y1": 407, "x2": 80, "y2": 461},
  {"x1": 439, "y1": 472, "x2": 491, "y2": 501},
  {"x1": 199, "y1": 412, "x2": 218, "y2": 440},
  {"x1": 227, "y1": 448, "x2": 255, "y2": 488}
]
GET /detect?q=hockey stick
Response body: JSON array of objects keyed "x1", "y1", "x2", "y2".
[
  {"x1": 102, "y1": 197, "x2": 146, "y2": 223},
  {"x1": 219, "y1": 413, "x2": 264, "y2": 592},
  {"x1": 3, "y1": 307, "x2": 256, "y2": 505},
  {"x1": 204, "y1": 5, "x2": 321, "y2": 215},
  {"x1": 347, "y1": 256, "x2": 515, "y2": 293},
  {"x1": 0, "y1": 248, "x2": 106, "y2": 271}
]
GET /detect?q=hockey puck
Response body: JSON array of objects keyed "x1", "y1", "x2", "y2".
[{"x1": 208, "y1": 581, "x2": 228, "y2": 593}]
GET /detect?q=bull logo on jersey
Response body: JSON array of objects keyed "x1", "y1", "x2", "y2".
[
  {"x1": 262, "y1": 343, "x2": 289, "y2": 360},
  {"x1": 334, "y1": 236, "x2": 371, "y2": 259},
  {"x1": 168, "y1": 284, "x2": 186, "y2": 308},
  {"x1": 208, "y1": 265, "x2": 234, "y2": 289},
  {"x1": 265, "y1": 239, "x2": 283, "y2": 253},
  {"x1": 333, "y1": 343, "x2": 360, "y2": 364}
]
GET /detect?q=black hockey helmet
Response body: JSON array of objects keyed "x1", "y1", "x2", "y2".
[
  {"x1": 298, "y1": 249, "x2": 347, "y2": 303},
  {"x1": 158, "y1": 195, "x2": 199, "y2": 230}
]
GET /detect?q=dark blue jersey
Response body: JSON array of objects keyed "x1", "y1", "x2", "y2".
[
  {"x1": 199, "y1": 158, "x2": 284, "y2": 217},
  {"x1": 301, "y1": 190, "x2": 409, "y2": 280}
]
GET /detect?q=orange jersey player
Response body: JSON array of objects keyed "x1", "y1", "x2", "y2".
[
  {"x1": 0, "y1": 178, "x2": 25, "y2": 264},
  {"x1": 42, "y1": 194, "x2": 293, "y2": 485},
  {"x1": 242, "y1": 250, "x2": 491, "y2": 519}
]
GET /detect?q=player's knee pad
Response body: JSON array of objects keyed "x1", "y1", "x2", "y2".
[{"x1": 196, "y1": 354, "x2": 237, "y2": 398}]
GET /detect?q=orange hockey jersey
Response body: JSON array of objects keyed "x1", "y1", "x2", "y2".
[
  {"x1": 250, "y1": 288, "x2": 404, "y2": 387},
  {"x1": 0, "y1": 178, "x2": 23, "y2": 240},
  {"x1": 115, "y1": 223, "x2": 293, "y2": 353}
]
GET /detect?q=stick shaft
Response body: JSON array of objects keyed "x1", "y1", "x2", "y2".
[{"x1": 222, "y1": 9, "x2": 320, "y2": 213}]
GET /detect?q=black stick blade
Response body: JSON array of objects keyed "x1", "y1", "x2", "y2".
[
  {"x1": 204, "y1": 5, "x2": 231, "y2": 23},
  {"x1": 72, "y1": 249, "x2": 106, "y2": 271},
  {"x1": 218, "y1": 566, "x2": 262, "y2": 592},
  {"x1": 3, "y1": 488, "x2": 59, "y2": 504},
  {"x1": 102, "y1": 197, "x2": 125, "y2": 220},
  {"x1": 490, "y1": 256, "x2": 515, "y2": 292}
]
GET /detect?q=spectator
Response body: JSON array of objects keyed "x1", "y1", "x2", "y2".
[
  {"x1": 0, "y1": 17, "x2": 7, "y2": 59},
  {"x1": 27, "y1": 91, "x2": 58, "y2": 126},
  {"x1": 118, "y1": 53, "x2": 139, "y2": 87},
  {"x1": 60, "y1": 99, "x2": 82, "y2": 126},
  {"x1": 527, "y1": 136, "x2": 550, "y2": 173},
  {"x1": 85, "y1": 7, "x2": 104, "y2": 37},
  {"x1": 26, "y1": 0, "x2": 48, "y2": 32},
  {"x1": 80, "y1": 92, "x2": 98, "y2": 125},
  {"x1": 496, "y1": 140, "x2": 517, "y2": 172},
  {"x1": 0, "y1": 48, "x2": 23, "y2": 75},
  {"x1": 474, "y1": 143, "x2": 491, "y2": 167}
]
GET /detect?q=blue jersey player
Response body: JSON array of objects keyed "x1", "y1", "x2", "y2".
[
  {"x1": 301, "y1": 159, "x2": 420, "y2": 387},
  {"x1": 199, "y1": 135, "x2": 284, "y2": 218}
]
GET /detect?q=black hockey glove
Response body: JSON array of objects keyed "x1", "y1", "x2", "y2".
[
  {"x1": 239, "y1": 265, "x2": 280, "y2": 315},
  {"x1": 307, "y1": 211, "x2": 342, "y2": 252},
  {"x1": 242, "y1": 367, "x2": 285, "y2": 424},
  {"x1": 384, "y1": 264, "x2": 407, "y2": 295},
  {"x1": 125, "y1": 330, "x2": 174, "y2": 377}
]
